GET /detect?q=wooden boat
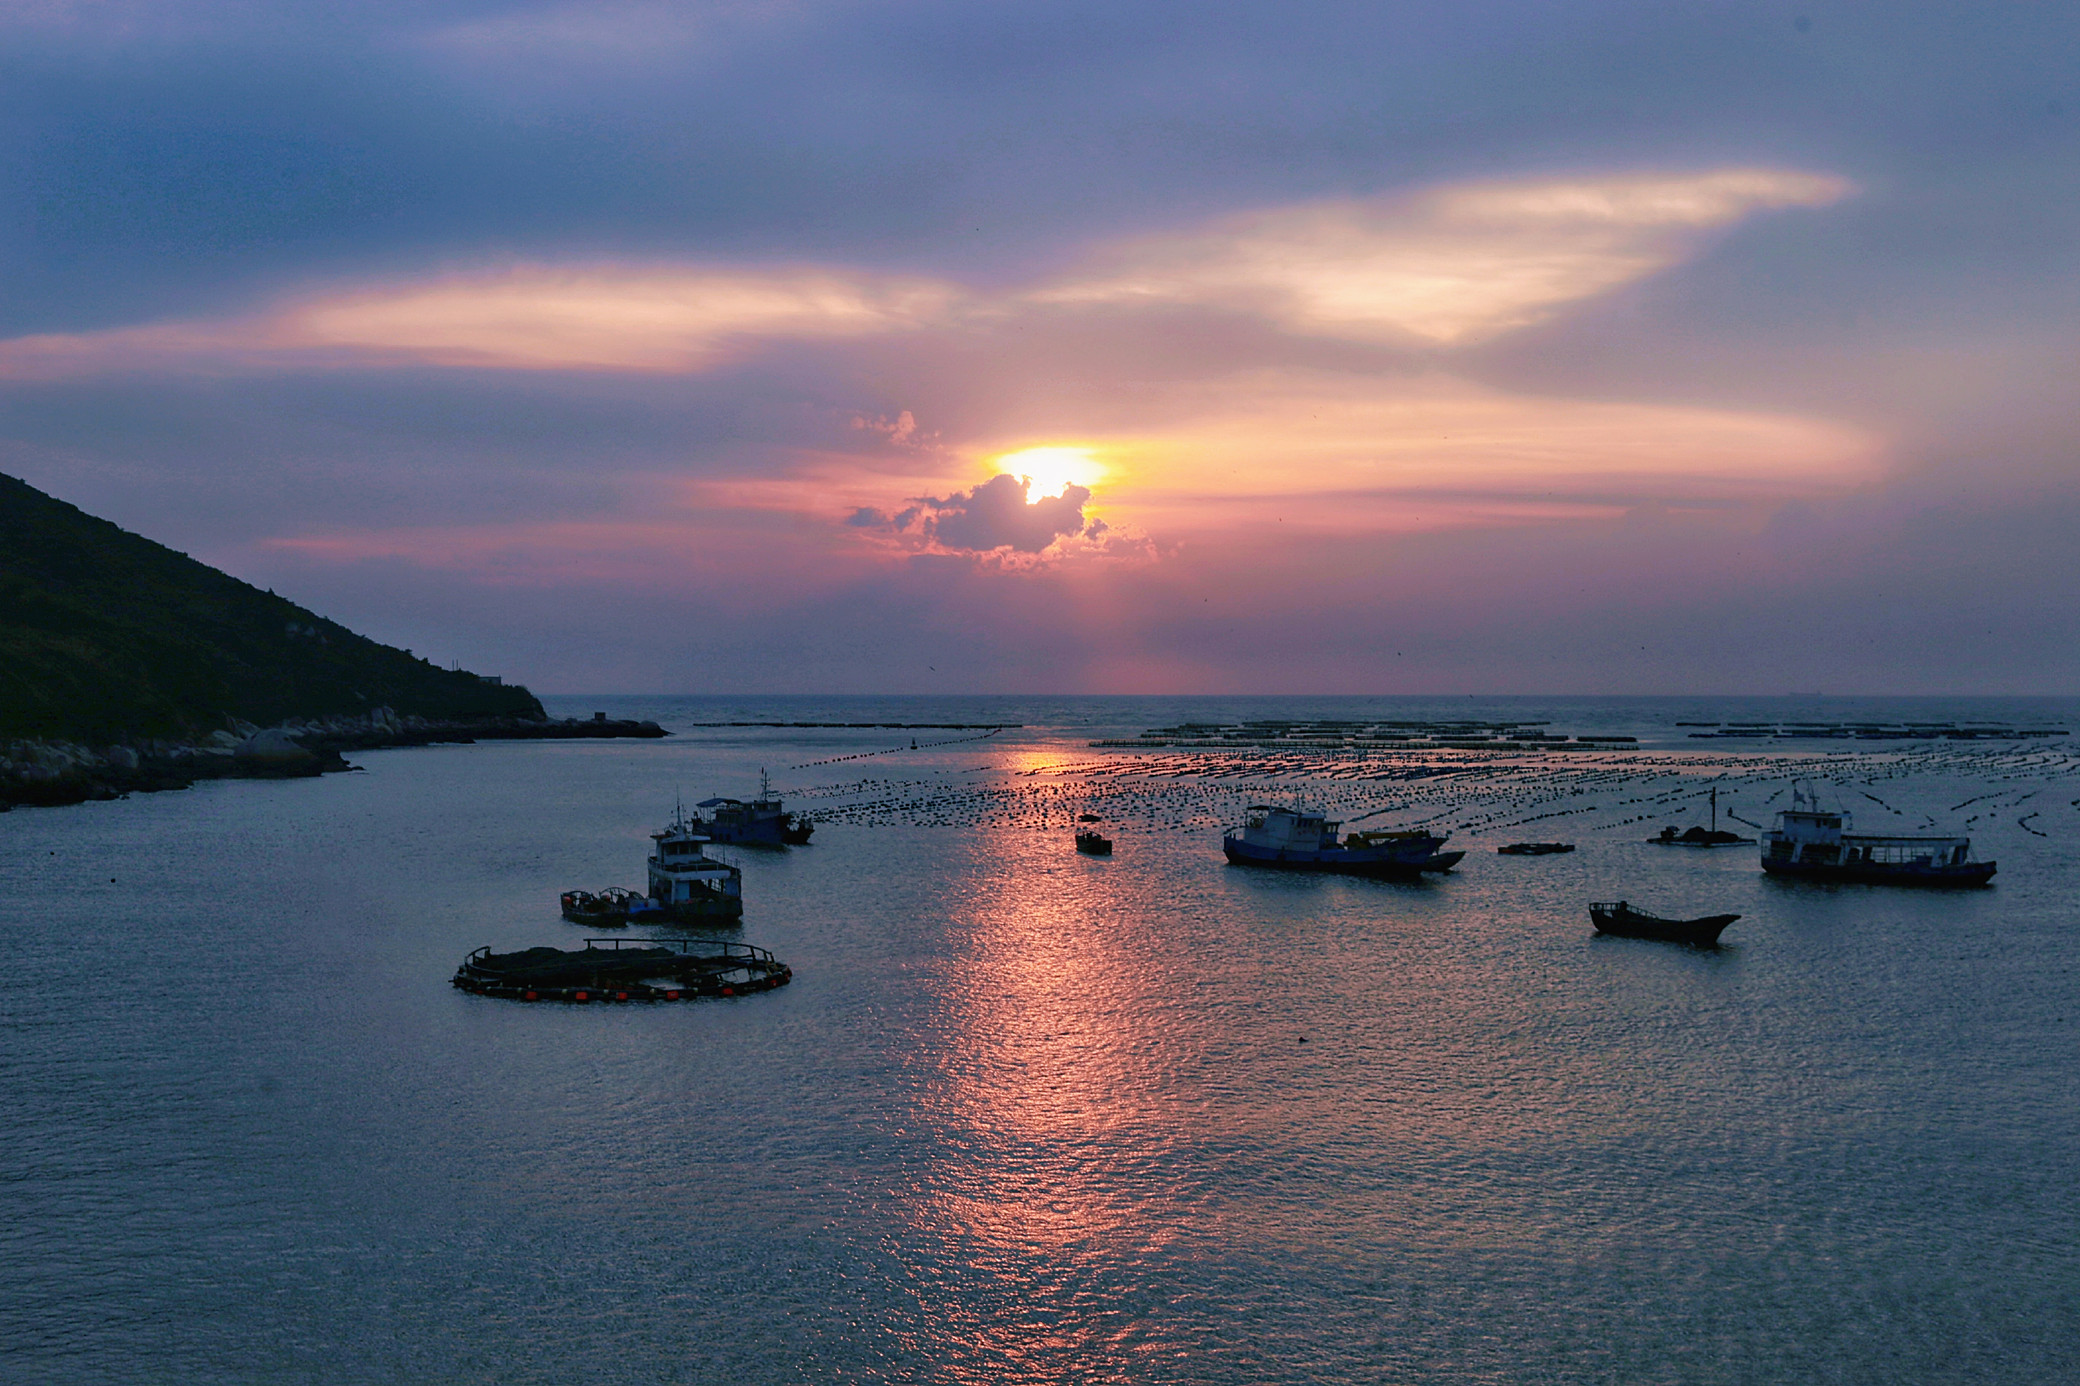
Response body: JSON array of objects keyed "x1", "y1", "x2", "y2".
[
  {"x1": 1498, "y1": 842, "x2": 1574, "y2": 855},
  {"x1": 1075, "y1": 829, "x2": 1113, "y2": 855},
  {"x1": 1589, "y1": 900, "x2": 1739, "y2": 946},
  {"x1": 558, "y1": 886, "x2": 662, "y2": 926}
]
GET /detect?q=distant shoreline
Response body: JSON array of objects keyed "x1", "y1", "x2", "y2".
[{"x1": 1, "y1": 714, "x2": 666, "y2": 813}]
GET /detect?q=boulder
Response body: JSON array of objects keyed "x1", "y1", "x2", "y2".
[{"x1": 234, "y1": 728, "x2": 316, "y2": 765}]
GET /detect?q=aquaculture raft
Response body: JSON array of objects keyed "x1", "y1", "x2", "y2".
[{"x1": 452, "y1": 937, "x2": 792, "y2": 1003}]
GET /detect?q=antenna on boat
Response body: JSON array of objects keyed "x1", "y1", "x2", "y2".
[{"x1": 1710, "y1": 787, "x2": 1717, "y2": 833}]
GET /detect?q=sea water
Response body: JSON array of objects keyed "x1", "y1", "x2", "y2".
[{"x1": 2, "y1": 695, "x2": 2077, "y2": 1384}]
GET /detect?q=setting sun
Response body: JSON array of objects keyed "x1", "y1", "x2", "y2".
[{"x1": 988, "y1": 446, "x2": 1103, "y2": 498}]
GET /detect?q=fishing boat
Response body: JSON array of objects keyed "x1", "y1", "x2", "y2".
[
  {"x1": 691, "y1": 770, "x2": 814, "y2": 847},
  {"x1": 1074, "y1": 829, "x2": 1113, "y2": 855},
  {"x1": 1761, "y1": 782, "x2": 1995, "y2": 886},
  {"x1": 646, "y1": 807, "x2": 746, "y2": 919},
  {"x1": 1222, "y1": 806, "x2": 1463, "y2": 878},
  {"x1": 1590, "y1": 900, "x2": 1740, "y2": 945},
  {"x1": 1498, "y1": 842, "x2": 1575, "y2": 855}
]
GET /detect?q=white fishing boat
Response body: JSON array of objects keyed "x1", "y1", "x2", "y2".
[
  {"x1": 1761, "y1": 782, "x2": 1994, "y2": 887},
  {"x1": 647, "y1": 806, "x2": 746, "y2": 919}
]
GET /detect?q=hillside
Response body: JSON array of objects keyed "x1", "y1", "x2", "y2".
[{"x1": 0, "y1": 472, "x2": 545, "y2": 743}]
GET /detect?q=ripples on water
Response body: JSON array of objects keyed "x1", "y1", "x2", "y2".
[{"x1": 3, "y1": 696, "x2": 2078, "y2": 1384}]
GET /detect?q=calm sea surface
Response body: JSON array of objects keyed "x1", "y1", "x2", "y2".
[{"x1": 4, "y1": 695, "x2": 2078, "y2": 1384}]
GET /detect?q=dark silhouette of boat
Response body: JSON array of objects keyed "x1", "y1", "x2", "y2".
[
  {"x1": 1498, "y1": 842, "x2": 1574, "y2": 855},
  {"x1": 1590, "y1": 900, "x2": 1739, "y2": 945},
  {"x1": 1075, "y1": 829, "x2": 1113, "y2": 855},
  {"x1": 1223, "y1": 805, "x2": 1463, "y2": 877},
  {"x1": 1650, "y1": 789, "x2": 1752, "y2": 846}
]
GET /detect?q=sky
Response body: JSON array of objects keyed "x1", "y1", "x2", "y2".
[{"x1": 2, "y1": 1, "x2": 2076, "y2": 694}]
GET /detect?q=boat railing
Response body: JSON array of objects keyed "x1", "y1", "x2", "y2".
[{"x1": 584, "y1": 937, "x2": 776, "y2": 963}]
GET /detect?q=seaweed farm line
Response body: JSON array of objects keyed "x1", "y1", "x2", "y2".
[{"x1": 782, "y1": 736, "x2": 2080, "y2": 841}]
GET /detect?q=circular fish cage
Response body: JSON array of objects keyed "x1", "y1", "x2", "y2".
[{"x1": 452, "y1": 937, "x2": 792, "y2": 1003}]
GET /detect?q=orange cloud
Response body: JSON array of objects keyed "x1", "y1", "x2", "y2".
[
  {"x1": 1032, "y1": 168, "x2": 1852, "y2": 343},
  {"x1": 966, "y1": 370, "x2": 1882, "y2": 532},
  {"x1": 0, "y1": 265, "x2": 958, "y2": 378},
  {"x1": 0, "y1": 167, "x2": 1849, "y2": 378}
]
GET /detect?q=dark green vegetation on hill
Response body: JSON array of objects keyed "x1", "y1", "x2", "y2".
[{"x1": 0, "y1": 472, "x2": 544, "y2": 742}]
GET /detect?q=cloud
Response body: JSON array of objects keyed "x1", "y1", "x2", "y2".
[
  {"x1": 853, "y1": 472, "x2": 1097, "y2": 554},
  {"x1": 0, "y1": 167, "x2": 1848, "y2": 378},
  {"x1": 964, "y1": 369, "x2": 1884, "y2": 533},
  {"x1": 0, "y1": 265, "x2": 961, "y2": 377},
  {"x1": 1033, "y1": 168, "x2": 1853, "y2": 344}
]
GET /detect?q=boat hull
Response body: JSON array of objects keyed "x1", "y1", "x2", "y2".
[
  {"x1": 651, "y1": 896, "x2": 744, "y2": 921},
  {"x1": 1591, "y1": 904, "x2": 1739, "y2": 945},
  {"x1": 1761, "y1": 858, "x2": 1995, "y2": 887}
]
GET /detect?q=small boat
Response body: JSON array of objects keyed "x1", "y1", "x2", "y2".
[
  {"x1": 558, "y1": 885, "x2": 665, "y2": 926},
  {"x1": 1077, "y1": 813, "x2": 1102, "y2": 823},
  {"x1": 1650, "y1": 788, "x2": 1753, "y2": 846},
  {"x1": 1223, "y1": 806, "x2": 1463, "y2": 878},
  {"x1": 1075, "y1": 829, "x2": 1113, "y2": 855},
  {"x1": 1761, "y1": 781, "x2": 1994, "y2": 886},
  {"x1": 1498, "y1": 842, "x2": 1574, "y2": 855},
  {"x1": 1590, "y1": 900, "x2": 1739, "y2": 945}
]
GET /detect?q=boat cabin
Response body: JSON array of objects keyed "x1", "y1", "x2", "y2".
[
  {"x1": 1764, "y1": 802, "x2": 1971, "y2": 868},
  {"x1": 1237, "y1": 805, "x2": 1341, "y2": 851},
  {"x1": 647, "y1": 816, "x2": 743, "y2": 907}
]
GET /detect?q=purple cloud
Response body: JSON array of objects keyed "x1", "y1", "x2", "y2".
[{"x1": 853, "y1": 473, "x2": 1096, "y2": 554}]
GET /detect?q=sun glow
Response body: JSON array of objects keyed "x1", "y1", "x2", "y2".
[{"x1": 990, "y1": 446, "x2": 1104, "y2": 498}]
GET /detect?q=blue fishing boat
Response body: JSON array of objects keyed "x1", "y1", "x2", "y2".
[
  {"x1": 1222, "y1": 805, "x2": 1463, "y2": 878},
  {"x1": 692, "y1": 770, "x2": 814, "y2": 847}
]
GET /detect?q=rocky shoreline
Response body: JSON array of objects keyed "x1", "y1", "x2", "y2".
[{"x1": 2, "y1": 709, "x2": 667, "y2": 811}]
